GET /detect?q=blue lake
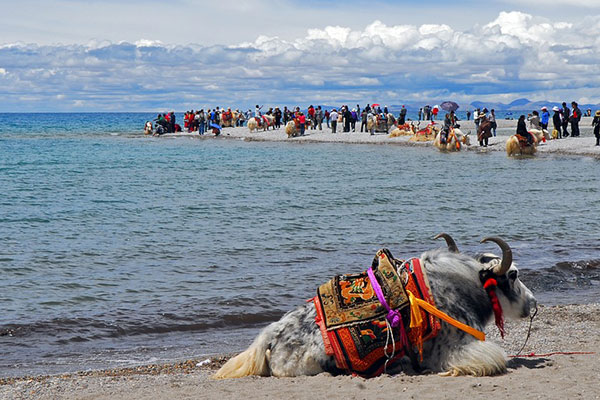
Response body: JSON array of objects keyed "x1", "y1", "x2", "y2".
[{"x1": 1, "y1": 113, "x2": 599, "y2": 377}]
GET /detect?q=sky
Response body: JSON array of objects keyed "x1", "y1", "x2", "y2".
[{"x1": 2, "y1": 0, "x2": 600, "y2": 111}]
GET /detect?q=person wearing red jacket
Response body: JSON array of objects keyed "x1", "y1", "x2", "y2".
[{"x1": 298, "y1": 112, "x2": 306, "y2": 136}]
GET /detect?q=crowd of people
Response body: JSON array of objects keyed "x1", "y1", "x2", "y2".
[{"x1": 144, "y1": 101, "x2": 600, "y2": 146}]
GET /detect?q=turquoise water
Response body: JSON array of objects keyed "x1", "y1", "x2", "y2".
[{"x1": 1, "y1": 113, "x2": 599, "y2": 377}]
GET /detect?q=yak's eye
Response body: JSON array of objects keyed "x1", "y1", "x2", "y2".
[{"x1": 508, "y1": 270, "x2": 518, "y2": 281}]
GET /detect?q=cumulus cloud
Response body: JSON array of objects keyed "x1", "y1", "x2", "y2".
[{"x1": 2, "y1": 11, "x2": 600, "y2": 111}]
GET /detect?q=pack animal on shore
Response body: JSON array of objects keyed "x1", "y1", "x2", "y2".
[
  {"x1": 248, "y1": 115, "x2": 276, "y2": 132},
  {"x1": 409, "y1": 122, "x2": 440, "y2": 142},
  {"x1": 388, "y1": 122, "x2": 418, "y2": 138},
  {"x1": 214, "y1": 235, "x2": 536, "y2": 379}
]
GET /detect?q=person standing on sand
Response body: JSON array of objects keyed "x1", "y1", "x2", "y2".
[
  {"x1": 571, "y1": 101, "x2": 581, "y2": 137},
  {"x1": 170, "y1": 111, "x2": 176, "y2": 133},
  {"x1": 343, "y1": 107, "x2": 352, "y2": 132},
  {"x1": 540, "y1": 106, "x2": 550, "y2": 130},
  {"x1": 325, "y1": 109, "x2": 330, "y2": 128},
  {"x1": 477, "y1": 114, "x2": 492, "y2": 147},
  {"x1": 466, "y1": 110, "x2": 471, "y2": 121},
  {"x1": 307, "y1": 105, "x2": 315, "y2": 130},
  {"x1": 561, "y1": 102, "x2": 570, "y2": 137},
  {"x1": 282, "y1": 106, "x2": 289, "y2": 126},
  {"x1": 399, "y1": 105, "x2": 407, "y2": 125},
  {"x1": 274, "y1": 107, "x2": 282, "y2": 128},
  {"x1": 330, "y1": 109, "x2": 338, "y2": 133},
  {"x1": 593, "y1": 110, "x2": 600, "y2": 146},
  {"x1": 198, "y1": 110, "x2": 206, "y2": 135},
  {"x1": 316, "y1": 106, "x2": 323, "y2": 130},
  {"x1": 360, "y1": 109, "x2": 367, "y2": 132},
  {"x1": 489, "y1": 109, "x2": 497, "y2": 137},
  {"x1": 298, "y1": 112, "x2": 306, "y2": 136},
  {"x1": 552, "y1": 106, "x2": 562, "y2": 139}
]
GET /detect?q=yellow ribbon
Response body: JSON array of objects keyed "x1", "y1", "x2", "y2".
[{"x1": 407, "y1": 290, "x2": 485, "y2": 342}]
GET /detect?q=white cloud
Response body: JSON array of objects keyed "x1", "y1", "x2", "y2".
[{"x1": 2, "y1": 12, "x2": 600, "y2": 111}]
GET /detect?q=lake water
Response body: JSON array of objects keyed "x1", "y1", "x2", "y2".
[{"x1": 1, "y1": 113, "x2": 599, "y2": 377}]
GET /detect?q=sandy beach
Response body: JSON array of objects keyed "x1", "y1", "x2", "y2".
[
  {"x1": 1, "y1": 303, "x2": 598, "y2": 400},
  {"x1": 157, "y1": 116, "x2": 600, "y2": 159}
]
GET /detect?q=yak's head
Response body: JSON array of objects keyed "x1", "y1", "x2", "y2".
[
  {"x1": 434, "y1": 234, "x2": 537, "y2": 320},
  {"x1": 462, "y1": 132, "x2": 471, "y2": 146}
]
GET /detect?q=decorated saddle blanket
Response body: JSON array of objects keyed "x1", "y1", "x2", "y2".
[
  {"x1": 313, "y1": 249, "x2": 440, "y2": 377},
  {"x1": 515, "y1": 134, "x2": 532, "y2": 147}
]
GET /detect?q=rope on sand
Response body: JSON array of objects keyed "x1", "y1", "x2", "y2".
[{"x1": 509, "y1": 351, "x2": 595, "y2": 358}]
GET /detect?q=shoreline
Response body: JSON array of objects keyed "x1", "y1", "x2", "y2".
[
  {"x1": 155, "y1": 116, "x2": 600, "y2": 159},
  {"x1": 2, "y1": 303, "x2": 598, "y2": 399}
]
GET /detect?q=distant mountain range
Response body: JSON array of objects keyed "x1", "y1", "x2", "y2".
[{"x1": 316, "y1": 99, "x2": 600, "y2": 112}]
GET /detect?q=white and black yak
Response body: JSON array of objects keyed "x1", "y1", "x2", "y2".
[{"x1": 214, "y1": 235, "x2": 537, "y2": 378}]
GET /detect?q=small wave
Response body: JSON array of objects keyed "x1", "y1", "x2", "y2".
[
  {"x1": 521, "y1": 259, "x2": 600, "y2": 295},
  {"x1": 0, "y1": 309, "x2": 285, "y2": 343}
]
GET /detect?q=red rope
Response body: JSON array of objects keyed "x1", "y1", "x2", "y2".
[{"x1": 509, "y1": 351, "x2": 596, "y2": 358}]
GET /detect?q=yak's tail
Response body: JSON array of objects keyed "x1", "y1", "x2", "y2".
[{"x1": 213, "y1": 333, "x2": 270, "y2": 379}]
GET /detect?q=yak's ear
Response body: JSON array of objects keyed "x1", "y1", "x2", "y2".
[{"x1": 477, "y1": 255, "x2": 498, "y2": 265}]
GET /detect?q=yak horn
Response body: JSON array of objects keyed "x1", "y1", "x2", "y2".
[
  {"x1": 434, "y1": 233, "x2": 459, "y2": 253},
  {"x1": 480, "y1": 237, "x2": 513, "y2": 276}
]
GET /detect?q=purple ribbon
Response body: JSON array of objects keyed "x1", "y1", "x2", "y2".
[{"x1": 367, "y1": 267, "x2": 408, "y2": 347}]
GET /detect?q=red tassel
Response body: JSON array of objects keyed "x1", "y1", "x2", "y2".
[{"x1": 484, "y1": 279, "x2": 505, "y2": 338}]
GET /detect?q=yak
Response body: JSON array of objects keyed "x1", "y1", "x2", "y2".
[{"x1": 214, "y1": 234, "x2": 537, "y2": 379}]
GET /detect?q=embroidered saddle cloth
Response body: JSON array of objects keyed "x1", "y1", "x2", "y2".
[{"x1": 313, "y1": 249, "x2": 440, "y2": 377}]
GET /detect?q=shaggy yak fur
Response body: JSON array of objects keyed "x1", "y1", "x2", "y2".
[
  {"x1": 434, "y1": 128, "x2": 471, "y2": 151},
  {"x1": 506, "y1": 136, "x2": 537, "y2": 156},
  {"x1": 215, "y1": 237, "x2": 537, "y2": 379},
  {"x1": 388, "y1": 123, "x2": 417, "y2": 138},
  {"x1": 248, "y1": 115, "x2": 275, "y2": 132}
]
